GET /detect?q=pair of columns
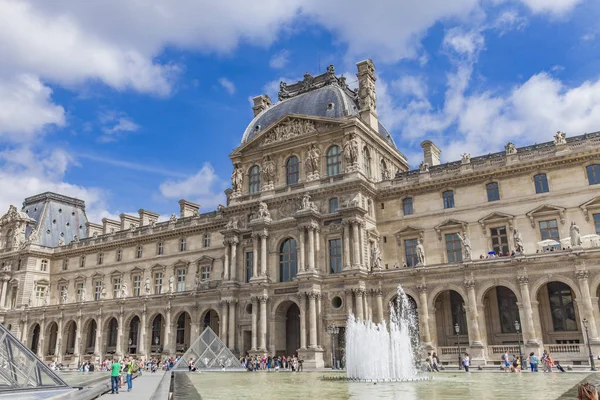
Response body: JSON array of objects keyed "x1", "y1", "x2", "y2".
[
  {"x1": 250, "y1": 295, "x2": 268, "y2": 351},
  {"x1": 0, "y1": 279, "x2": 8, "y2": 308},
  {"x1": 223, "y1": 237, "x2": 239, "y2": 281},
  {"x1": 220, "y1": 300, "x2": 237, "y2": 350},
  {"x1": 251, "y1": 231, "x2": 268, "y2": 279},
  {"x1": 298, "y1": 224, "x2": 320, "y2": 273},
  {"x1": 343, "y1": 220, "x2": 364, "y2": 270},
  {"x1": 296, "y1": 292, "x2": 321, "y2": 349}
]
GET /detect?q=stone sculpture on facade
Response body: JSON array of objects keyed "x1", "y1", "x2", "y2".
[
  {"x1": 257, "y1": 202, "x2": 271, "y2": 219},
  {"x1": 554, "y1": 131, "x2": 567, "y2": 145},
  {"x1": 61, "y1": 288, "x2": 68, "y2": 304},
  {"x1": 169, "y1": 214, "x2": 177, "y2": 224},
  {"x1": 305, "y1": 143, "x2": 321, "y2": 180},
  {"x1": 461, "y1": 153, "x2": 471, "y2": 164},
  {"x1": 80, "y1": 287, "x2": 86, "y2": 302},
  {"x1": 505, "y1": 142, "x2": 517, "y2": 154},
  {"x1": 343, "y1": 132, "x2": 359, "y2": 170},
  {"x1": 168, "y1": 275, "x2": 175, "y2": 293},
  {"x1": 231, "y1": 163, "x2": 243, "y2": 195},
  {"x1": 357, "y1": 61, "x2": 376, "y2": 110},
  {"x1": 44, "y1": 289, "x2": 50, "y2": 306},
  {"x1": 513, "y1": 229, "x2": 524, "y2": 254},
  {"x1": 300, "y1": 193, "x2": 318, "y2": 212},
  {"x1": 458, "y1": 232, "x2": 472, "y2": 261},
  {"x1": 121, "y1": 282, "x2": 128, "y2": 298},
  {"x1": 101, "y1": 282, "x2": 107, "y2": 298},
  {"x1": 28, "y1": 228, "x2": 39, "y2": 244},
  {"x1": 194, "y1": 269, "x2": 201, "y2": 289},
  {"x1": 261, "y1": 155, "x2": 276, "y2": 190},
  {"x1": 416, "y1": 239, "x2": 426, "y2": 266},
  {"x1": 262, "y1": 119, "x2": 317, "y2": 145},
  {"x1": 144, "y1": 278, "x2": 151, "y2": 295},
  {"x1": 419, "y1": 161, "x2": 429, "y2": 173},
  {"x1": 371, "y1": 241, "x2": 383, "y2": 270},
  {"x1": 225, "y1": 218, "x2": 239, "y2": 230},
  {"x1": 570, "y1": 221, "x2": 582, "y2": 247}
]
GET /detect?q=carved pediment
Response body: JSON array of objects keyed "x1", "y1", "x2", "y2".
[
  {"x1": 74, "y1": 274, "x2": 86, "y2": 283},
  {"x1": 526, "y1": 204, "x2": 565, "y2": 227},
  {"x1": 151, "y1": 263, "x2": 166, "y2": 272},
  {"x1": 580, "y1": 197, "x2": 600, "y2": 221},
  {"x1": 91, "y1": 272, "x2": 104, "y2": 280},
  {"x1": 171, "y1": 259, "x2": 189, "y2": 268},
  {"x1": 36, "y1": 279, "x2": 50, "y2": 286},
  {"x1": 130, "y1": 267, "x2": 144, "y2": 275},
  {"x1": 109, "y1": 269, "x2": 122, "y2": 277},
  {"x1": 195, "y1": 255, "x2": 215, "y2": 266},
  {"x1": 478, "y1": 212, "x2": 515, "y2": 235},
  {"x1": 394, "y1": 225, "x2": 424, "y2": 245},
  {"x1": 57, "y1": 277, "x2": 68, "y2": 284},
  {"x1": 0, "y1": 205, "x2": 33, "y2": 225},
  {"x1": 434, "y1": 219, "x2": 467, "y2": 240}
]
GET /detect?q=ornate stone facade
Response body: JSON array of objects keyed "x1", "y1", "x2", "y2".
[{"x1": 3, "y1": 60, "x2": 600, "y2": 369}]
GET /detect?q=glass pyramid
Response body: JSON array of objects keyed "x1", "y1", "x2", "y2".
[
  {"x1": 173, "y1": 326, "x2": 242, "y2": 371},
  {"x1": 0, "y1": 322, "x2": 69, "y2": 392}
]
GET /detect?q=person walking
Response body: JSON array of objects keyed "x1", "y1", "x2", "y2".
[
  {"x1": 110, "y1": 358, "x2": 121, "y2": 394},
  {"x1": 463, "y1": 353, "x2": 470, "y2": 372},
  {"x1": 126, "y1": 357, "x2": 135, "y2": 392}
]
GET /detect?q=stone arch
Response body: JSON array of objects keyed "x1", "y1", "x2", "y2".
[
  {"x1": 127, "y1": 315, "x2": 141, "y2": 355},
  {"x1": 428, "y1": 284, "x2": 468, "y2": 309},
  {"x1": 82, "y1": 317, "x2": 98, "y2": 354},
  {"x1": 104, "y1": 316, "x2": 119, "y2": 351},
  {"x1": 477, "y1": 280, "x2": 522, "y2": 305},
  {"x1": 270, "y1": 296, "x2": 300, "y2": 317},
  {"x1": 199, "y1": 307, "x2": 220, "y2": 333},
  {"x1": 46, "y1": 321, "x2": 59, "y2": 356},
  {"x1": 384, "y1": 287, "x2": 421, "y2": 309},
  {"x1": 535, "y1": 279, "x2": 583, "y2": 344},
  {"x1": 432, "y1": 287, "x2": 470, "y2": 347},
  {"x1": 589, "y1": 274, "x2": 600, "y2": 299},
  {"x1": 63, "y1": 320, "x2": 77, "y2": 355},
  {"x1": 174, "y1": 311, "x2": 192, "y2": 353},
  {"x1": 480, "y1": 284, "x2": 522, "y2": 346},
  {"x1": 530, "y1": 274, "x2": 582, "y2": 302},
  {"x1": 273, "y1": 299, "x2": 301, "y2": 356},
  {"x1": 269, "y1": 233, "x2": 300, "y2": 253},
  {"x1": 29, "y1": 323, "x2": 41, "y2": 354}
]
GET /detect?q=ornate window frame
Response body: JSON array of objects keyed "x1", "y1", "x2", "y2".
[
  {"x1": 195, "y1": 255, "x2": 215, "y2": 282},
  {"x1": 434, "y1": 219, "x2": 467, "y2": 241},
  {"x1": 580, "y1": 196, "x2": 600, "y2": 222},
  {"x1": 532, "y1": 171, "x2": 550, "y2": 194},
  {"x1": 525, "y1": 204, "x2": 565, "y2": 228},
  {"x1": 394, "y1": 225, "x2": 424, "y2": 268}
]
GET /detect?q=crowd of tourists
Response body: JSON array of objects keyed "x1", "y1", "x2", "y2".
[{"x1": 240, "y1": 354, "x2": 304, "y2": 372}]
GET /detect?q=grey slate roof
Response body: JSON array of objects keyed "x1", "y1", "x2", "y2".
[{"x1": 21, "y1": 192, "x2": 88, "y2": 247}]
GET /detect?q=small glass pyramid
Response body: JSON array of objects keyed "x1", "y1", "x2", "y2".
[
  {"x1": 0, "y1": 322, "x2": 69, "y2": 392},
  {"x1": 173, "y1": 326, "x2": 242, "y2": 371}
]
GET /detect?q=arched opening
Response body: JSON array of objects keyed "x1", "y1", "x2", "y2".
[
  {"x1": 47, "y1": 322, "x2": 58, "y2": 356},
  {"x1": 151, "y1": 314, "x2": 163, "y2": 353},
  {"x1": 64, "y1": 321, "x2": 77, "y2": 355},
  {"x1": 85, "y1": 320, "x2": 97, "y2": 354},
  {"x1": 128, "y1": 316, "x2": 140, "y2": 354},
  {"x1": 434, "y1": 290, "x2": 468, "y2": 346},
  {"x1": 390, "y1": 294, "x2": 419, "y2": 348},
  {"x1": 107, "y1": 317, "x2": 118, "y2": 353},
  {"x1": 279, "y1": 238, "x2": 297, "y2": 282},
  {"x1": 274, "y1": 301, "x2": 300, "y2": 357},
  {"x1": 30, "y1": 324, "x2": 40, "y2": 354},
  {"x1": 175, "y1": 312, "x2": 191, "y2": 353},
  {"x1": 482, "y1": 286, "x2": 521, "y2": 346},
  {"x1": 537, "y1": 281, "x2": 583, "y2": 344},
  {"x1": 202, "y1": 309, "x2": 220, "y2": 333}
]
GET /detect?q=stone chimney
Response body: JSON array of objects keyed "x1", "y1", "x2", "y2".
[
  {"x1": 120, "y1": 214, "x2": 138, "y2": 230},
  {"x1": 252, "y1": 94, "x2": 272, "y2": 117},
  {"x1": 102, "y1": 218, "x2": 120, "y2": 234},
  {"x1": 138, "y1": 209, "x2": 159, "y2": 226},
  {"x1": 179, "y1": 199, "x2": 200, "y2": 218},
  {"x1": 85, "y1": 222, "x2": 102, "y2": 238},
  {"x1": 356, "y1": 59, "x2": 379, "y2": 132},
  {"x1": 420, "y1": 140, "x2": 441, "y2": 167}
]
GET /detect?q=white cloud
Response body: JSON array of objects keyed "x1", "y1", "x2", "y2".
[
  {"x1": 492, "y1": 9, "x2": 527, "y2": 35},
  {"x1": 218, "y1": 78, "x2": 236, "y2": 95},
  {"x1": 159, "y1": 163, "x2": 227, "y2": 209},
  {"x1": 269, "y1": 49, "x2": 290, "y2": 69},
  {"x1": 443, "y1": 28, "x2": 485, "y2": 58},
  {"x1": 518, "y1": 0, "x2": 582, "y2": 15},
  {"x1": 98, "y1": 111, "x2": 140, "y2": 142}
]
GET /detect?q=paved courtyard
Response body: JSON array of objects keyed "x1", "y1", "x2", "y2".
[{"x1": 99, "y1": 372, "x2": 165, "y2": 399}]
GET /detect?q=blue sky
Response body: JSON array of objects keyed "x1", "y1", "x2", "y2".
[{"x1": 0, "y1": 0, "x2": 599, "y2": 223}]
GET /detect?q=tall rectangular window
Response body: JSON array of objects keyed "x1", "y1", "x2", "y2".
[
  {"x1": 112, "y1": 278, "x2": 121, "y2": 298},
  {"x1": 248, "y1": 165, "x2": 261, "y2": 193},
  {"x1": 136, "y1": 246, "x2": 143, "y2": 259},
  {"x1": 329, "y1": 239, "x2": 342, "y2": 274},
  {"x1": 35, "y1": 285, "x2": 46, "y2": 306},
  {"x1": 176, "y1": 268, "x2": 186, "y2": 292},
  {"x1": 402, "y1": 198, "x2": 413, "y2": 216},
  {"x1": 445, "y1": 233, "x2": 463, "y2": 263},
  {"x1": 534, "y1": 173, "x2": 549, "y2": 193},
  {"x1": 204, "y1": 233, "x2": 211, "y2": 248},
  {"x1": 490, "y1": 226, "x2": 509, "y2": 255},
  {"x1": 97, "y1": 252, "x2": 103, "y2": 265},
  {"x1": 133, "y1": 276, "x2": 141, "y2": 297},
  {"x1": 486, "y1": 182, "x2": 500, "y2": 202},
  {"x1": 329, "y1": 198, "x2": 339, "y2": 213},
  {"x1": 116, "y1": 249, "x2": 122, "y2": 262},
  {"x1": 547, "y1": 282, "x2": 576, "y2": 331},
  {"x1": 496, "y1": 287, "x2": 520, "y2": 333},
  {"x1": 443, "y1": 190, "x2": 455, "y2": 209},
  {"x1": 539, "y1": 219, "x2": 560, "y2": 249},
  {"x1": 245, "y1": 252, "x2": 253, "y2": 283},
  {"x1": 179, "y1": 238, "x2": 186, "y2": 252},
  {"x1": 76, "y1": 282, "x2": 84, "y2": 301},
  {"x1": 62, "y1": 259, "x2": 68, "y2": 271},
  {"x1": 40, "y1": 259, "x2": 48, "y2": 272},
  {"x1": 450, "y1": 290, "x2": 468, "y2": 335},
  {"x1": 157, "y1": 242, "x2": 163, "y2": 255},
  {"x1": 94, "y1": 281, "x2": 102, "y2": 300},
  {"x1": 154, "y1": 272, "x2": 163, "y2": 294},
  {"x1": 587, "y1": 164, "x2": 600, "y2": 185},
  {"x1": 201, "y1": 266, "x2": 210, "y2": 280},
  {"x1": 594, "y1": 213, "x2": 600, "y2": 234},
  {"x1": 80, "y1": 256, "x2": 85, "y2": 268},
  {"x1": 404, "y1": 239, "x2": 418, "y2": 267},
  {"x1": 326, "y1": 145, "x2": 342, "y2": 176}
]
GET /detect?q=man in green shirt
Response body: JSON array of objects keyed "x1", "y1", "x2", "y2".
[{"x1": 110, "y1": 359, "x2": 121, "y2": 394}]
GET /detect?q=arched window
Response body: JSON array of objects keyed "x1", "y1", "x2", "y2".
[
  {"x1": 286, "y1": 156, "x2": 299, "y2": 185},
  {"x1": 152, "y1": 315, "x2": 162, "y2": 348},
  {"x1": 486, "y1": 182, "x2": 500, "y2": 202},
  {"x1": 380, "y1": 159, "x2": 387, "y2": 180},
  {"x1": 442, "y1": 190, "x2": 455, "y2": 209},
  {"x1": 534, "y1": 173, "x2": 549, "y2": 193},
  {"x1": 363, "y1": 147, "x2": 371, "y2": 178},
  {"x1": 547, "y1": 282, "x2": 576, "y2": 331},
  {"x1": 587, "y1": 164, "x2": 600, "y2": 185},
  {"x1": 328, "y1": 198, "x2": 339, "y2": 213},
  {"x1": 108, "y1": 318, "x2": 118, "y2": 347},
  {"x1": 176, "y1": 313, "x2": 186, "y2": 346},
  {"x1": 248, "y1": 165, "x2": 261, "y2": 194},
  {"x1": 326, "y1": 145, "x2": 342, "y2": 176},
  {"x1": 279, "y1": 238, "x2": 298, "y2": 282}
]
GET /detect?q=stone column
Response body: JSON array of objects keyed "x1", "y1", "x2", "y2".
[
  {"x1": 308, "y1": 292, "x2": 318, "y2": 349},
  {"x1": 352, "y1": 222, "x2": 360, "y2": 267},
  {"x1": 417, "y1": 284, "x2": 432, "y2": 346},
  {"x1": 116, "y1": 311, "x2": 124, "y2": 356},
  {"x1": 221, "y1": 301, "x2": 229, "y2": 345},
  {"x1": 355, "y1": 289, "x2": 364, "y2": 320},
  {"x1": 345, "y1": 289, "x2": 353, "y2": 316},
  {"x1": 308, "y1": 226, "x2": 315, "y2": 271},
  {"x1": 259, "y1": 295, "x2": 268, "y2": 351},
  {"x1": 252, "y1": 234, "x2": 259, "y2": 278},
  {"x1": 576, "y1": 270, "x2": 600, "y2": 342},
  {"x1": 228, "y1": 301, "x2": 236, "y2": 350},
  {"x1": 298, "y1": 293, "x2": 307, "y2": 349},
  {"x1": 56, "y1": 317, "x2": 63, "y2": 363},
  {"x1": 464, "y1": 278, "x2": 483, "y2": 346},
  {"x1": 74, "y1": 315, "x2": 82, "y2": 358},
  {"x1": 139, "y1": 308, "x2": 147, "y2": 356},
  {"x1": 21, "y1": 316, "x2": 29, "y2": 346},
  {"x1": 298, "y1": 227, "x2": 305, "y2": 272},
  {"x1": 251, "y1": 297, "x2": 258, "y2": 351},
  {"x1": 164, "y1": 304, "x2": 172, "y2": 355},
  {"x1": 363, "y1": 291, "x2": 371, "y2": 321},
  {"x1": 223, "y1": 240, "x2": 230, "y2": 281},
  {"x1": 376, "y1": 289, "x2": 384, "y2": 323},
  {"x1": 343, "y1": 223, "x2": 351, "y2": 270},
  {"x1": 517, "y1": 275, "x2": 537, "y2": 343},
  {"x1": 317, "y1": 293, "x2": 323, "y2": 347},
  {"x1": 94, "y1": 316, "x2": 101, "y2": 357},
  {"x1": 38, "y1": 318, "x2": 46, "y2": 359},
  {"x1": 260, "y1": 232, "x2": 268, "y2": 277},
  {"x1": 0, "y1": 279, "x2": 8, "y2": 308},
  {"x1": 230, "y1": 238, "x2": 238, "y2": 282},
  {"x1": 315, "y1": 228, "x2": 320, "y2": 252}
]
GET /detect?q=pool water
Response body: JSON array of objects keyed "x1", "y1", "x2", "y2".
[{"x1": 188, "y1": 371, "x2": 591, "y2": 400}]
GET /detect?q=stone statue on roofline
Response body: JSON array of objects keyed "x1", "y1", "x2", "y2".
[
  {"x1": 257, "y1": 202, "x2": 270, "y2": 219},
  {"x1": 554, "y1": 131, "x2": 567, "y2": 145},
  {"x1": 371, "y1": 241, "x2": 382, "y2": 270},
  {"x1": 570, "y1": 221, "x2": 582, "y2": 247},
  {"x1": 416, "y1": 238, "x2": 426, "y2": 266},
  {"x1": 458, "y1": 232, "x2": 472, "y2": 261},
  {"x1": 231, "y1": 163, "x2": 243, "y2": 193},
  {"x1": 513, "y1": 229, "x2": 524, "y2": 254}
]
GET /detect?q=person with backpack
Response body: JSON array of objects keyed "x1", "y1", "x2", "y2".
[{"x1": 126, "y1": 357, "x2": 137, "y2": 392}]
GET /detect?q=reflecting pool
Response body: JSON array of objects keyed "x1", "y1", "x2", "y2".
[{"x1": 188, "y1": 371, "x2": 590, "y2": 400}]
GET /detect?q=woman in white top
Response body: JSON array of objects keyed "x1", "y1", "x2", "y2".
[{"x1": 463, "y1": 353, "x2": 470, "y2": 372}]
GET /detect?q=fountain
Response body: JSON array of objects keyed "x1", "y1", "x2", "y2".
[{"x1": 345, "y1": 285, "x2": 427, "y2": 382}]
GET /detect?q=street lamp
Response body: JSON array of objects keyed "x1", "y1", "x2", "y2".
[
  {"x1": 455, "y1": 323, "x2": 462, "y2": 370},
  {"x1": 515, "y1": 320, "x2": 524, "y2": 372},
  {"x1": 582, "y1": 318, "x2": 596, "y2": 371},
  {"x1": 327, "y1": 322, "x2": 340, "y2": 369}
]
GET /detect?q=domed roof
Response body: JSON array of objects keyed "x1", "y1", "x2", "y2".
[{"x1": 242, "y1": 68, "x2": 396, "y2": 148}]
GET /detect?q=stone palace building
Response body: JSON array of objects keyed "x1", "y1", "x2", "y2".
[{"x1": 2, "y1": 60, "x2": 600, "y2": 368}]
